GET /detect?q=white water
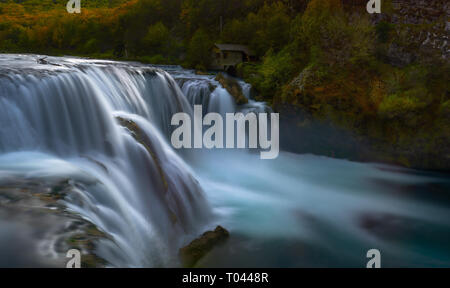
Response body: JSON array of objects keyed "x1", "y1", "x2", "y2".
[
  {"x1": 0, "y1": 55, "x2": 210, "y2": 267},
  {"x1": 0, "y1": 55, "x2": 449, "y2": 267}
]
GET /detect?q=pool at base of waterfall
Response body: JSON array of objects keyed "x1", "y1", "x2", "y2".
[{"x1": 0, "y1": 55, "x2": 449, "y2": 268}]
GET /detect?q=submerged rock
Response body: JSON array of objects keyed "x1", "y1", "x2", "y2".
[
  {"x1": 215, "y1": 73, "x2": 248, "y2": 105},
  {"x1": 179, "y1": 226, "x2": 230, "y2": 267}
]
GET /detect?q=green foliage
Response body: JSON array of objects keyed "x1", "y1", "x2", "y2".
[
  {"x1": 221, "y1": 2, "x2": 291, "y2": 57},
  {"x1": 142, "y1": 22, "x2": 170, "y2": 54},
  {"x1": 249, "y1": 47, "x2": 297, "y2": 101},
  {"x1": 83, "y1": 39, "x2": 99, "y2": 53},
  {"x1": 186, "y1": 29, "x2": 212, "y2": 69},
  {"x1": 376, "y1": 21, "x2": 394, "y2": 43},
  {"x1": 137, "y1": 54, "x2": 167, "y2": 64},
  {"x1": 378, "y1": 93, "x2": 428, "y2": 120},
  {"x1": 296, "y1": 0, "x2": 375, "y2": 67}
]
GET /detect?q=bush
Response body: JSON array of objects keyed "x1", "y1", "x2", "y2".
[
  {"x1": 378, "y1": 93, "x2": 428, "y2": 120},
  {"x1": 142, "y1": 22, "x2": 170, "y2": 55},
  {"x1": 83, "y1": 39, "x2": 99, "y2": 53},
  {"x1": 296, "y1": 0, "x2": 374, "y2": 67},
  {"x1": 376, "y1": 21, "x2": 394, "y2": 43},
  {"x1": 243, "y1": 47, "x2": 297, "y2": 101},
  {"x1": 138, "y1": 54, "x2": 167, "y2": 64},
  {"x1": 221, "y1": 2, "x2": 291, "y2": 58},
  {"x1": 186, "y1": 29, "x2": 213, "y2": 69}
]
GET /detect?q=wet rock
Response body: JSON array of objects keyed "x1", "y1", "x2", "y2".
[
  {"x1": 37, "y1": 57, "x2": 49, "y2": 65},
  {"x1": 195, "y1": 70, "x2": 212, "y2": 76},
  {"x1": 179, "y1": 226, "x2": 230, "y2": 267},
  {"x1": 0, "y1": 180, "x2": 109, "y2": 268},
  {"x1": 215, "y1": 73, "x2": 248, "y2": 105},
  {"x1": 208, "y1": 83, "x2": 217, "y2": 93},
  {"x1": 36, "y1": 57, "x2": 62, "y2": 67},
  {"x1": 116, "y1": 116, "x2": 168, "y2": 191}
]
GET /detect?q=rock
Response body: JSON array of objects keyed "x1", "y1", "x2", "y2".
[
  {"x1": 0, "y1": 179, "x2": 109, "y2": 267},
  {"x1": 208, "y1": 83, "x2": 217, "y2": 93},
  {"x1": 195, "y1": 70, "x2": 210, "y2": 76},
  {"x1": 36, "y1": 57, "x2": 61, "y2": 66},
  {"x1": 116, "y1": 116, "x2": 168, "y2": 191},
  {"x1": 215, "y1": 73, "x2": 248, "y2": 105},
  {"x1": 37, "y1": 57, "x2": 48, "y2": 65},
  {"x1": 179, "y1": 226, "x2": 230, "y2": 267}
]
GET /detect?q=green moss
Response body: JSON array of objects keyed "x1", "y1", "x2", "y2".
[{"x1": 378, "y1": 93, "x2": 427, "y2": 120}]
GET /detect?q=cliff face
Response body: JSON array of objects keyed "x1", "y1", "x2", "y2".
[
  {"x1": 385, "y1": 0, "x2": 449, "y2": 62},
  {"x1": 390, "y1": 0, "x2": 448, "y2": 24},
  {"x1": 344, "y1": 0, "x2": 449, "y2": 62}
]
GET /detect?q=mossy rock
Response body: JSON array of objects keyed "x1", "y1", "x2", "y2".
[
  {"x1": 179, "y1": 226, "x2": 229, "y2": 267},
  {"x1": 215, "y1": 73, "x2": 248, "y2": 105}
]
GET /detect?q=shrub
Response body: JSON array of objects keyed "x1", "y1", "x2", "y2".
[
  {"x1": 375, "y1": 21, "x2": 394, "y2": 43},
  {"x1": 142, "y1": 22, "x2": 170, "y2": 55},
  {"x1": 186, "y1": 29, "x2": 213, "y2": 69},
  {"x1": 378, "y1": 93, "x2": 428, "y2": 120}
]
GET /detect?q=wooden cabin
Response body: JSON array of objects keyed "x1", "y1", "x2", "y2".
[{"x1": 210, "y1": 44, "x2": 256, "y2": 73}]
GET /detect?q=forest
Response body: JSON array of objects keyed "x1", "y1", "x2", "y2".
[{"x1": 0, "y1": 0, "x2": 449, "y2": 169}]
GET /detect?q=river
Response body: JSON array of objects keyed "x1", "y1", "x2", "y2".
[{"x1": 0, "y1": 54, "x2": 449, "y2": 267}]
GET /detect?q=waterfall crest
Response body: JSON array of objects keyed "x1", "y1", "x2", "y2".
[{"x1": 0, "y1": 55, "x2": 211, "y2": 267}]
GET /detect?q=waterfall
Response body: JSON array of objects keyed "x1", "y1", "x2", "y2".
[
  {"x1": 0, "y1": 55, "x2": 211, "y2": 267},
  {"x1": 178, "y1": 77, "x2": 235, "y2": 116},
  {"x1": 2, "y1": 55, "x2": 450, "y2": 268}
]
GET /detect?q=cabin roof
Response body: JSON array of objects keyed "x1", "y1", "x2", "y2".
[{"x1": 214, "y1": 44, "x2": 255, "y2": 56}]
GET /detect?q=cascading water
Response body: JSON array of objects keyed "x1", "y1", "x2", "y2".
[
  {"x1": 0, "y1": 55, "x2": 211, "y2": 267},
  {"x1": 170, "y1": 67, "x2": 270, "y2": 116},
  {"x1": 1, "y1": 55, "x2": 450, "y2": 268}
]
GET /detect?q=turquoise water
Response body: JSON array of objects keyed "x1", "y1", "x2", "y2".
[{"x1": 0, "y1": 54, "x2": 449, "y2": 267}]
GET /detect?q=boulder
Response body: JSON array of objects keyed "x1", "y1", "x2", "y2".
[
  {"x1": 215, "y1": 73, "x2": 248, "y2": 105},
  {"x1": 179, "y1": 226, "x2": 229, "y2": 267}
]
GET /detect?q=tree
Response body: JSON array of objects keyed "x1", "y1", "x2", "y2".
[
  {"x1": 142, "y1": 22, "x2": 170, "y2": 54},
  {"x1": 186, "y1": 29, "x2": 212, "y2": 70}
]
